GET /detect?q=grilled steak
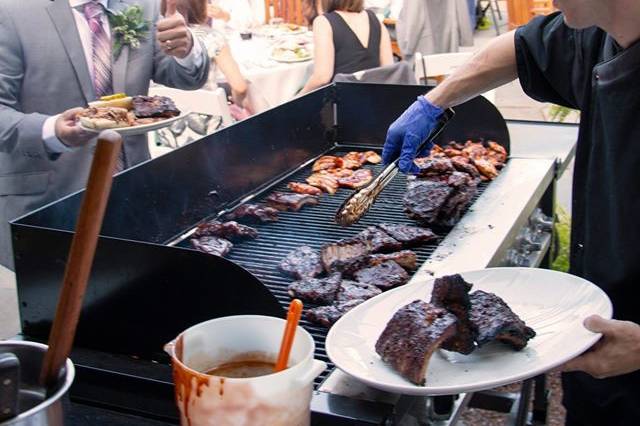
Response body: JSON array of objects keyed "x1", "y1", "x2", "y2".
[
  {"x1": 225, "y1": 204, "x2": 279, "y2": 223},
  {"x1": 288, "y1": 182, "x2": 323, "y2": 196},
  {"x1": 279, "y1": 246, "x2": 323, "y2": 279},
  {"x1": 190, "y1": 236, "x2": 233, "y2": 257},
  {"x1": 132, "y1": 95, "x2": 180, "y2": 118},
  {"x1": 193, "y1": 220, "x2": 258, "y2": 240},
  {"x1": 404, "y1": 179, "x2": 453, "y2": 224},
  {"x1": 335, "y1": 280, "x2": 382, "y2": 303},
  {"x1": 265, "y1": 192, "x2": 319, "y2": 211},
  {"x1": 376, "y1": 223, "x2": 437, "y2": 247},
  {"x1": 321, "y1": 239, "x2": 369, "y2": 273},
  {"x1": 437, "y1": 175, "x2": 478, "y2": 227},
  {"x1": 469, "y1": 290, "x2": 536, "y2": 350},
  {"x1": 306, "y1": 173, "x2": 339, "y2": 194},
  {"x1": 306, "y1": 299, "x2": 364, "y2": 327},
  {"x1": 331, "y1": 250, "x2": 418, "y2": 276},
  {"x1": 354, "y1": 261, "x2": 409, "y2": 290},
  {"x1": 288, "y1": 273, "x2": 342, "y2": 305},
  {"x1": 414, "y1": 157, "x2": 456, "y2": 176},
  {"x1": 337, "y1": 169, "x2": 373, "y2": 189},
  {"x1": 356, "y1": 226, "x2": 403, "y2": 253},
  {"x1": 375, "y1": 300, "x2": 458, "y2": 385},
  {"x1": 430, "y1": 274, "x2": 477, "y2": 355}
]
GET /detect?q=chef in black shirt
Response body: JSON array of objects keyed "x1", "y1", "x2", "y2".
[{"x1": 382, "y1": 1, "x2": 640, "y2": 424}]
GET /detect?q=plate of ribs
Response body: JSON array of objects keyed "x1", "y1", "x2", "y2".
[{"x1": 326, "y1": 267, "x2": 612, "y2": 395}]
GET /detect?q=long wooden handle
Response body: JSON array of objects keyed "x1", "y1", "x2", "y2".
[{"x1": 40, "y1": 131, "x2": 123, "y2": 387}]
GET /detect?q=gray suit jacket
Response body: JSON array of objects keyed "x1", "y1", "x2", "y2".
[{"x1": 0, "y1": 0, "x2": 210, "y2": 268}]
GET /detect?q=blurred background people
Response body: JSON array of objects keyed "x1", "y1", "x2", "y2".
[
  {"x1": 207, "y1": 0, "x2": 257, "y2": 31},
  {"x1": 299, "y1": 0, "x2": 393, "y2": 95}
]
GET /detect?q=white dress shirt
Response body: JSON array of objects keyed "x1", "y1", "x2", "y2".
[{"x1": 43, "y1": 0, "x2": 203, "y2": 153}]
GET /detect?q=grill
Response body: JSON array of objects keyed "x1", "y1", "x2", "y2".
[{"x1": 11, "y1": 83, "x2": 523, "y2": 424}]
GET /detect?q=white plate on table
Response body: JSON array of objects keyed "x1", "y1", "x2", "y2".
[
  {"x1": 326, "y1": 267, "x2": 612, "y2": 396},
  {"x1": 254, "y1": 24, "x2": 307, "y2": 37},
  {"x1": 79, "y1": 111, "x2": 190, "y2": 137},
  {"x1": 269, "y1": 53, "x2": 313, "y2": 63}
]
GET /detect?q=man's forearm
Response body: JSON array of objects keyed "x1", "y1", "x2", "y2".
[{"x1": 425, "y1": 31, "x2": 518, "y2": 109}]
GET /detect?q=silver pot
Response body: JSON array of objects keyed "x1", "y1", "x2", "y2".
[{"x1": 0, "y1": 341, "x2": 74, "y2": 426}]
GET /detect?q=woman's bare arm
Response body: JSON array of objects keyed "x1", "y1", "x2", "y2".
[
  {"x1": 299, "y1": 16, "x2": 335, "y2": 95},
  {"x1": 379, "y1": 21, "x2": 393, "y2": 66}
]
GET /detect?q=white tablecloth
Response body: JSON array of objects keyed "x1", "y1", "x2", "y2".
[{"x1": 221, "y1": 33, "x2": 314, "y2": 107}]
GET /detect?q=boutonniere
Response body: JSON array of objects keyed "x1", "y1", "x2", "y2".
[{"x1": 107, "y1": 5, "x2": 150, "y2": 60}]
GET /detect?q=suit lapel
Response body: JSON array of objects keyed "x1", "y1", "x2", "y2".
[
  {"x1": 109, "y1": 0, "x2": 129, "y2": 94},
  {"x1": 47, "y1": 0, "x2": 95, "y2": 103}
]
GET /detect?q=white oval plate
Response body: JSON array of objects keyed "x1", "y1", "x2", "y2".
[
  {"x1": 79, "y1": 110, "x2": 190, "y2": 137},
  {"x1": 326, "y1": 267, "x2": 612, "y2": 396},
  {"x1": 269, "y1": 53, "x2": 313, "y2": 63}
]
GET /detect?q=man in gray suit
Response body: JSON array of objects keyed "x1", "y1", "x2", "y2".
[{"x1": 0, "y1": 0, "x2": 210, "y2": 269}]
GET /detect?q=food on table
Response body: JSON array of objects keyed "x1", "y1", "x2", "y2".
[
  {"x1": 288, "y1": 182, "x2": 323, "y2": 196},
  {"x1": 132, "y1": 95, "x2": 180, "y2": 118},
  {"x1": 376, "y1": 223, "x2": 437, "y2": 246},
  {"x1": 312, "y1": 156, "x2": 343, "y2": 172},
  {"x1": 353, "y1": 261, "x2": 409, "y2": 290},
  {"x1": 337, "y1": 168, "x2": 373, "y2": 189},
  {"x1": 306, "y1": 299, "x2": 364, "y2": 327},
  {"x1": 193, "y1": 220, "x2": 258, "y2": 241},
  {"x1": 330, "y1": 250, "x2": 418, "y2": 276},
  {"x1": 430, "y1": 274, "x2": 477, "y2": 355},
  {"x1": 306, "y1": 172, "x2": 339, "y2": 194},
  {"x1": 190, "y1": 236, "x2": 233, "y2": 257},
  {"x1": 225, "y1": 203, "x2": 279, "y2": 223},
  {"x1": 321, "y1": 238, "x2": 369, "y2": 272},
  {"x1": 356, "y1": 226, "x2": 403, "y2": 253},
  {"x1": 469, "y1": 290, "x2": 536, "y2": 350},
  {"x1": 375, "y1": 300, "x2": 458, "y2": 385},
  {"x1": 335, "y1": 280, "x2": 382, "y2": 303},
  {"x1": 288, "y1": 273, "x2": 342, "y2": 305},
  {"x1": 88, "y1": 93, "x2": 133, "y2": 109},
  {"x1": 77, "y1": 107, "x2": 131, "y2": 129},
  {"x1": 279, "y1": 246, "x2": 323, "y2": 279},
  {"x1": 265, "y1": 192, "x2": 319, "y2": 211},
  {"x1": 271, "y1": 40, "x2": 312, "y2": 61}
]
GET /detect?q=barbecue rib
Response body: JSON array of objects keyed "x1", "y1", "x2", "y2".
[
  {"x1": 376, "y1": 223, "x2": 437, "y2": 247},
  {"x1": 375, "y1": 300, "x2": 458, "y2": 385},
  {"x1": 265, "y1": 192, "x2": 319, "y2": 211},
  {"x1": 306, "y1": 172, "x2": 339, "y2": 194},
  {"x1": 312, "y1": 156, "x2": 343, "y2": 172},
  {"x1": 354, "y1": 261, "x2": 409, "y2": 290},
  {"x1": 321, "y1": 239, "x2": 369, "y2": 273},
  {"x1": 337, "y1": 168, "x2": 373, "y2": 189},
  {"x1": 306, "y1": 299, "x2": 364, "y2": 327},
  {"x1": 356, "y1": 226, "x2": 403, "y2": 253},
  {"x1": 430, "y1": 274, "x2": 477, "y2": 355},
  {"x1": 343, "y1": 151, "x2": 381, "y2": 165},
  {"x1": 335, "y1": 280, "x2": 382, "y2": 303},
  {"x1": 225, "y1": 204, "x2": 279, "y2": 223},
  {"x1": 190, "y1": 237, "x2": 233, "y2": 257},
  {"x1": 331, "y1": 250, "x2": 418, "y2": 276},
  {"x1": 193, "y1": 220, "x2": 258, "y2": 241},
  {"x1": 279, "y1": 246, "x2": 323, "y2": 279},
  {"x1": 288, "y1": 273, "x2": 342, "y2": 305},
  {"x1": 404, "y1": 179, "x2": 453, "y2": 224},
  {"x1": 469, "y1": 290, "x2": 536, "y2": 350},
  {"x1": 132, "y1": 95, "x2": 180, "y2": 118},
  {"x1": 288, "y1": 182, "x2": 323, "y2": 196}
]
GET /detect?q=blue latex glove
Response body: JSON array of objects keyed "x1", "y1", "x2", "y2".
[{"x1": 382, "y1": 96, "x2": 444, "y2": 174}]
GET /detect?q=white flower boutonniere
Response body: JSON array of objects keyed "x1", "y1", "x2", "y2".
[{"x1": 108, "y1": 5, "x2": 150, "y2": 60}]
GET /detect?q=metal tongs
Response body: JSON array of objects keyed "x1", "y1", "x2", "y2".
[{"x1": 335, "y1": 108, "x2": 455, "y2": 226}]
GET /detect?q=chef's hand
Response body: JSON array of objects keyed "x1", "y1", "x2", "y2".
[
  {"x1": 382, "y1": 96, "x2": 444, "y2": 174},
  {"x1": 55, "y1": 107, "x2": 94, "y2": 148},
  {"x1": 562, "y1": 315, "x2": 640, "y2": 379},
  {"x1": 157, "y1": 0, "x2": 194, "y2": 59}
]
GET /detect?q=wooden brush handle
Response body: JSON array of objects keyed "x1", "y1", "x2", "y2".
[{"x1": 40, "y1": 131, "x2": 123, "y2": 387}]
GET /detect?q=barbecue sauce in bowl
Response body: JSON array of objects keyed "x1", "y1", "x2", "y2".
[{"x1": 206, "y1": 360, "x2": 276, "y2": 378}]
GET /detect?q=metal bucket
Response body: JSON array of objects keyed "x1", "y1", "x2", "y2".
[{"x1": 0, "y1": 341, "x2": 74, "y2": 426}]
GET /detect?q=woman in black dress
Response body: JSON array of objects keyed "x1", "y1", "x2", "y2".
[{"x1": 299, "y1": 0, "x2": 393, "y2": 95}]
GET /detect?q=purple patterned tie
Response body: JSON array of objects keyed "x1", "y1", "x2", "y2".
[{"x1": 84, "y1": 1, "x2": 113, "y2": 98}]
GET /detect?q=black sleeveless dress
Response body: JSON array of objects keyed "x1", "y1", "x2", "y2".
[{"x1": 324, "y1": 10, "x2": 381, "y2": 79}]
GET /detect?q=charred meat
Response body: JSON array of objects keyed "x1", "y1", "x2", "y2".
[
  {"x1": 279, "y1": 246, "x2": 323, "y2": 279},
  {"x1": 331, "y1": 250, "x2": 418, "y2": 276},
  {"x1": 469, "y1": 290, "x2": 536, "y2": 350},
  {"x1": 225, "y1": 204, "x2": 279, "y2": 223},
  {"x1": 354, "y1": 261, "x2": 409, "y2": 290},
  {"x1": 194, "y1": 220, "x2": 258, "y2": 241},
  {"x1": 265, "y1": 192, "x2": 319, "y2": 211},
  {"x1": 430, "y1": 274, "x2": 477, "y2": 355},
  {"x1": 337, "y1": 168, "x2": 373, "y2": 189},
  {"x1": 375, "y1": 300, "x2": 458, "y2": 385},
  {"x1": 306, "y1": 299, "x2": 364, "y2": 327},
  {"x1": 288, "y1": 182, "x2": 323, "y2": 196},
  {"x1": 336, "y1": 279, "x2": 382, "y2": 303},
  {"x1": 306, "y1": 173, "x2": 339, "y2": 194},
  {"x1": 376, "y1": 223, "x2": 437, "y2": 247},
  {"x1": 288, "y1": 273, "x2": 342, "y2": 305},
  {"x1": 357, "y1": 226, "x2": 403, "y2": 253},
  {"x1": 414, "y1": 157, "x2": 456, "y2": 176},
  {"x1": 450, "y1": 156, "x2": 480, "y2": 178},
  {"x1": 404, "y1": 179, "x2": 453, "y2": 224},
  {"x1": 321, "y1": 239, "x2": 369, "y2": 273},
  {"x1": 190, "y1": 236, "x2": 233, "y2": 257},
  {"x1": 132, "y1": 95, "x2": 180, "y2": 118}
]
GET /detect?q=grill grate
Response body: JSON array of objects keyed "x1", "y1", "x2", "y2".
[{"x1": 179, "y1": 148, "x2": 490, "y2": 386}]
